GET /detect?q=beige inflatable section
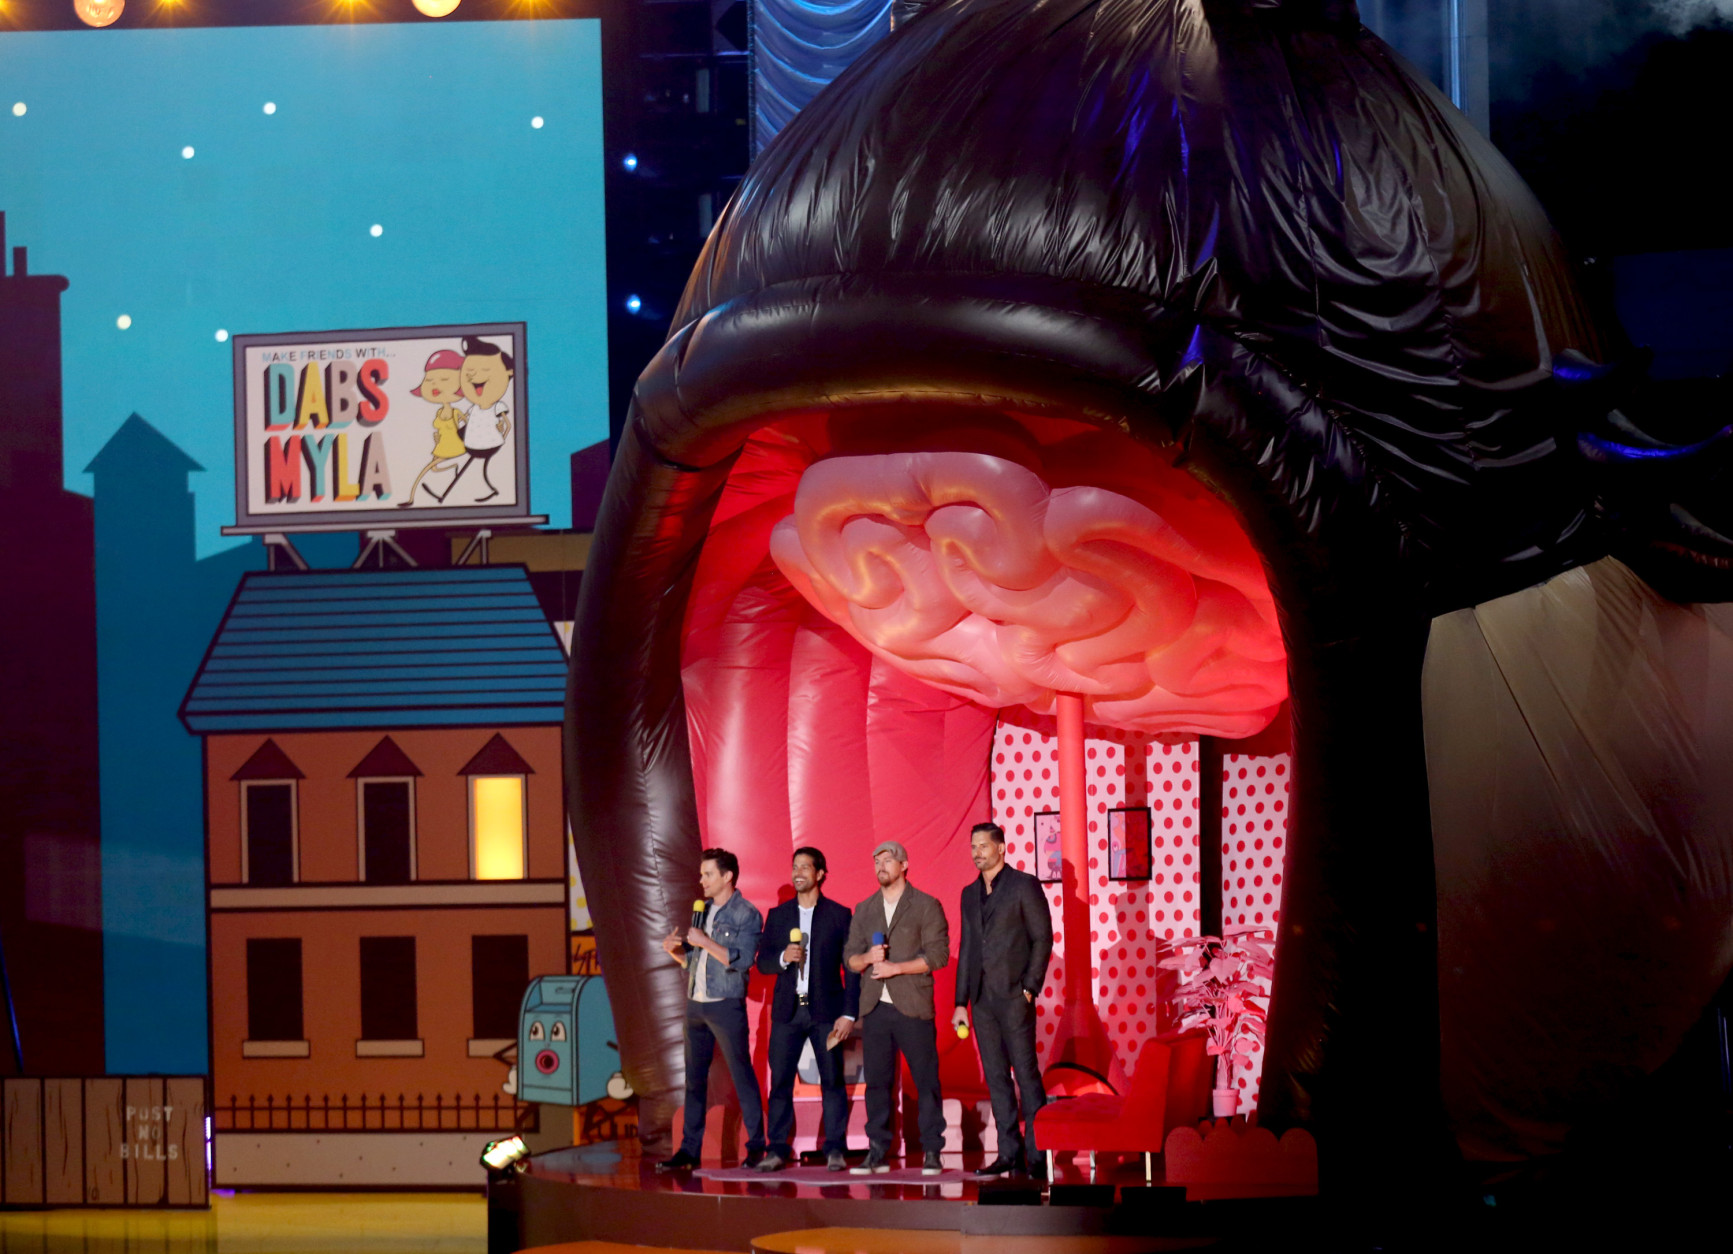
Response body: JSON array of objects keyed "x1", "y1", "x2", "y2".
[{"x1": 1425, "y1": 557, "x2": 1733, "y2": 1160}]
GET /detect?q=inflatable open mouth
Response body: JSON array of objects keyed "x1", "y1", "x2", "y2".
[{"x1": 567, "y1": 0, "x2": 1733, "y2": 1197}]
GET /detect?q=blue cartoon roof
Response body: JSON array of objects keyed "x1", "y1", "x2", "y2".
[{"x1": 180, "y1": 566, "x2": 568, "y2": 733}]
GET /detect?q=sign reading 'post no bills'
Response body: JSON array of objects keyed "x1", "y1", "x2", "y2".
[{"x1": 223, "y1": 322, "x2": 543, "y2": 534}]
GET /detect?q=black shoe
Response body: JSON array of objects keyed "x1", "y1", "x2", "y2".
[
  {"x1": 922, "y1": 1151, "x2": 943, "y2": 1176},
  {"x1": 849, "y1": 1148, "x2": 891, "y2": 1175},
  {"x1": 756, "y1": 1152, "x2": 788, "y2": 1172},
  {"x1": 826, "y1": 1149, "x2": 847, "y2": 1171},
  {"x1": 655, "y1": 1150, "x2": 699, "y2": 1172},
  {"x1": 1024, "y1": 1154, "x2": 1047, "y2": 1180},
  {"x1": 975, "y1": 1157, "x2": 1019, "y2": 1177},
  {"x1": 744, "y1": 1149, "x2": 767, "y2": 1169}
]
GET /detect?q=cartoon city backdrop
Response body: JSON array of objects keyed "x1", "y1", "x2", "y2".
[{"x1": 0, "y1": 18, "x2": 629, "y2": 1196}]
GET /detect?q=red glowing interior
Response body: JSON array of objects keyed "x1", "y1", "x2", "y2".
[{"x1": 681, "y1": 407, "x2": 1284, "y2": 898}]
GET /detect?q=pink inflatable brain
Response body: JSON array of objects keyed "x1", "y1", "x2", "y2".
[{"x1": 769, "y1": 451, "x2": 1288, "y2": 737}]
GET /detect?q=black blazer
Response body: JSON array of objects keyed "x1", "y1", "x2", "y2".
[
  {"x1": 955, "y1": 863, "x2": 1053, "y2": 1007},
  {"x1": 755, "y1": 894, "x2": 862, "y2": 1024}
]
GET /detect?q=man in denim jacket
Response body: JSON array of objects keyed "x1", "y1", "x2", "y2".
[{"x1": 656, "y1": 847, "x2": 766, "y2": 1170}]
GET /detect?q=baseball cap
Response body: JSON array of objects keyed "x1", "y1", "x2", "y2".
[
  {"x1": 872, "y1": 840, "x2": 908, "y2": 863},
  {"x1": 411, "y1": 349, "x2": 465, "y2": 396}
]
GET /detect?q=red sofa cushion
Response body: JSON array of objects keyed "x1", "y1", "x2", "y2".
[{"x1": 1035, "y1": 1030, "x2": 1210, "y2": 1154}]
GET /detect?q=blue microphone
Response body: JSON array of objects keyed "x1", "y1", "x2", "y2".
[{"x1": 872, "y1": 931, "x2": 885, "y2": 947}]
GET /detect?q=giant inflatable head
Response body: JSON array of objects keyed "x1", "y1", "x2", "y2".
[{"x1": 568, "y1": 0, "x2": 1733, "y2": 1201}]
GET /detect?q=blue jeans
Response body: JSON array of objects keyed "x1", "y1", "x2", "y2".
[{"x1": 679, "y1": 997, "x2": 765, "y2": 1157}]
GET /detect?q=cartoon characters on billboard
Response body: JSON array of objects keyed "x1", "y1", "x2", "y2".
[
  {"x1": 400, "y1": 335, "x2": 515, "y2": 508},
  {"x1": 401, "y1": 349, "x2": 468, "y2": 506}
]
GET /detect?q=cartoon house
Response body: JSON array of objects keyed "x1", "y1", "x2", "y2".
[{"x1": 180, "y1": 565, "x2": 571, "y2": 1186}]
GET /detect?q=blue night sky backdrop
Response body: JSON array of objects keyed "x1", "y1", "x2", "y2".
[{"x1": 0, "y1": 19, "x2": 607, "y2": 555}]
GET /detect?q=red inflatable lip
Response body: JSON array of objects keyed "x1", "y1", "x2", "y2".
[{"x1": 535, "y1": 1049, "x2": 560, "y2": 1075}]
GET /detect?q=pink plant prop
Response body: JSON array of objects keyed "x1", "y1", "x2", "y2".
[{"x1": 1158, "y1": 925, "x2": 1276, "y2": 1090}]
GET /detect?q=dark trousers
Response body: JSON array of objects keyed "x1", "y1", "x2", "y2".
[
  {"x1": 765, "y1": 1004, "x2": 850, "y2": 1156},
  {"x1": 971, "y1": 993, "x2": 1046, "y2": 1161},
  {"x1": 679, "y1": 997, "x2": 764, "y2": 1157},
  {"x1": 862, "y1": 1001, "x2": 945, "y2": 1155},
  {"x1": 441, "y1": 443, "x2": 502, "y2": 499}
]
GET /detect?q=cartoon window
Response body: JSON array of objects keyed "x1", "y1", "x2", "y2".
[
  {"x1": 471, "y1": 934, "x2": 529, "y2": 1041},
  {"x1": 349, "y1": 737, "x2": 422, "y2": 884},
  {"x1": 243, "y1": 783, "x2": 297, "y2": 885},
  {"x1": 246, "y1": 938, "x2": 304, "y2": 1042},
  {"x1": 459, "y1": 734, "x2": 535, "y2": 882},
  {"x1": 470, "y1": 778, "x2": 526, "y2": 880},
  {"x1": 231, "y1": 738, "x2": 305, "y2": 886},
  {"x1": 359, "y1": 782, "x2": 415, "y2": 883},
  {"x1": 359, "y1": 936, "x2": 419, "y2": 1043}
]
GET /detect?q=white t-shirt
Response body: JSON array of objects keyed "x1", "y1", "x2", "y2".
[
  {"x1": 797, "y1": 902, "x2": 814, "y2": 994},
  {"x1": 462, "y1": 401, "x2": 508, "y2": 450},
  {"x1": 878, "y1": 894, "x2": 899, "y2": 1005},
  {"x1": 691, "y1": 911, "x2": 722, "y2": 1003}
]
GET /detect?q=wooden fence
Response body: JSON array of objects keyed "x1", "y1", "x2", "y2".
[
  {"x1": 211, "y1": 1090, "x2": 535, "y2": 1134},
  {"x1": 1, "y1": 1076, "x2": 207, "y2": 1208}
]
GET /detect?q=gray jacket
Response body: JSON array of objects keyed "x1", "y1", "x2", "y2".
[{"x1": 685, "y1": 890, "x2": 762, "y2": 1002}]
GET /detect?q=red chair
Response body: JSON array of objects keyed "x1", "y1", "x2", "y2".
[{"x1": 1033, "y1": 1030, "x2": 1212, "y2": 1182}]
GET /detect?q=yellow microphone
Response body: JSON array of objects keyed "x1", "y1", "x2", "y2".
[
  {"x1": 956, "y1": 1016, "x2": 970, "y2": 1040},
  {"x1": 690, "y1": 899, "x2": 707, "y2": 930},
  {"x1": 790, "y1": 928, "x2": 804, "y2": 944}
]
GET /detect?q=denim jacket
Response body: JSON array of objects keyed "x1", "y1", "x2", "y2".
[{"x1": 687, "y1": 890, "x2": 762, "y2": 1002}]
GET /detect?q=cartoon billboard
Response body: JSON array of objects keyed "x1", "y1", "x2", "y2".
[{"x1": 223, "y1": 322, "x2": 545, "y2": 533}]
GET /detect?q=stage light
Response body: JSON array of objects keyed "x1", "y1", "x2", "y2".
[
  {"x1": 116, "y1": 315, "x2": 132, "y2": 330},
  {"x1": 625, "y1": 294, "x2": 641, "y2": 314},
  {"x1": 215, "y1": 329, "x2": 229, "y2": 343},
  {"x1": 480, "y1": 1135, "x2": 528, "y2": 1171},
  {"x1": 622, "y1": 153, "x2": 638, "y2": 171},
  {"x1": 263, "y1": 102, "x2": 277, "y2": 115},
  {"x1": 10, "y1": 103, "x2": 24, "y2": 118},
  {"x1": 413, "y1": 0, "x2": 461, "y2": 14},
  {"x1": 181, "y1": 146, "x2": 195, "y2": 159},
  {"x1": 73, "y1": 0, "x2": 124, "y2": 27},
  {"x1": 370, "y1": 223, "x2": 383, "y2": 237},
  {"x1": 531, "y1": 116, "x2": 544, "y2": 129}
]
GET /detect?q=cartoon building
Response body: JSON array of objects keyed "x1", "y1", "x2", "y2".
[
  {"x1": 0, "y1": 213, "x2": 106, "y2": 1077},
  {"x1": 180, "y1": 566, "x2": 571, "y2": 1186}
]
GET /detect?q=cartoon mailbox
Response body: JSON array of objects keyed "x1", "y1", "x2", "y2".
[{"x1": 516, "y1": 974, "x2": 619, "y2": 1107}]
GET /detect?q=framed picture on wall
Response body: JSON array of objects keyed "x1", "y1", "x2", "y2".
[
  {"x1": 1108, "y1": 807, "x2": 1153, "y2": 881},
  {"x1": 1033, "y1": 810, "x2": 1062, "y2": 883}
]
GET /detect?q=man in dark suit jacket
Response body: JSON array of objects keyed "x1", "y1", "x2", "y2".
[
  {"x1": 952, "y1": 821, "x2": 1053, "y2": 1176},
  {"x1": 753, "y1": 846, "x2": 861, "y2": 1172}
]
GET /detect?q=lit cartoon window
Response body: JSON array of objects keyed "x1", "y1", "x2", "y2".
[
  {"x1": 459, "y1": 734, "x2": 535, "y2": 881},
  {"x1": 471, "y1": 777, "x2": 526, "y2": 879}
]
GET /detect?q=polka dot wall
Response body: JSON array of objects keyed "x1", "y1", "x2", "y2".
[
  {"x1": 1220, "y1": 750, "x2": 1290, "y2": 1112},
  {"x1": 989, "y1": 718, "x2": 1200, "y2": 1078}
]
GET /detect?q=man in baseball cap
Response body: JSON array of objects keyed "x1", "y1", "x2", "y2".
[{"x1": 843, "y1": 838, "x2": 951, "y2": 1175}]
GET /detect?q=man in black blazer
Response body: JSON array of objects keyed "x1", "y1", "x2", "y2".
[
  {"x1": 952, "y1": 821, "x2": 1053, "y2": 1176},
  {"x1": 754, "y1": 846, "x2": 861, "y2": 1172}
]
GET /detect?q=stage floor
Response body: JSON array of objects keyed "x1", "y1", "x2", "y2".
[{"x1": 512, "y1": 1142, "x2": 1308, "y2": 1252}]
